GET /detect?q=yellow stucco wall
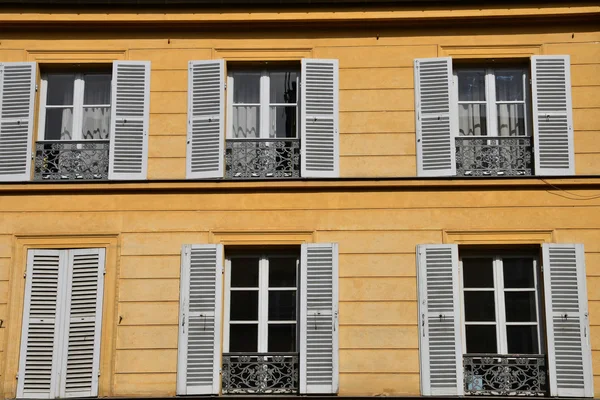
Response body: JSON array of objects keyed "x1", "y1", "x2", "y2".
[{"x1": 0, "y1": 4, "x2": 599, "y2": 398}]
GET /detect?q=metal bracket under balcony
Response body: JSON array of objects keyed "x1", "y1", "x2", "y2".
[
  {"x1": 464, "y1": 354, "x2": 547, "y2": 396},
  {"x1": 222, "y1": 353, "x2": 299, "y2": 394},
  {"x1": 225, "y1": 139, "x2": 300, "y2": 179},
  {"x1": 456, "y1": 136, "x2": 533, "y2": 177},
  {"x1": 34, "y1": 140, "x2": 110, "y2": 181}
]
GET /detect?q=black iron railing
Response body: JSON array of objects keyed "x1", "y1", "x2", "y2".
[
  {"x1": 222, "y1": 353, "x2": 299, "y2": 394},
  {"x1": 225, "y1": 139, "x2": 300, "y2": 179},
  {"x1": 34, "y1": 140, "x2": 110, "y2": 181},
  {"x1": 464, "y1": 354, "x2": 547, "y2": 396},
  {"x1": 455, "y1": 136, "x2": 533, "y2": 177}
]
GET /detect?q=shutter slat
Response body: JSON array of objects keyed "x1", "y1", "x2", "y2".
[
  {"x1": 0, "y1": 62, "x2": 36, "y2": 181},
  {"x1": 60, "y1": 249, "x2": 105, "y2": 398},
  {"x1": 17, "y1": 250, "x2": 63, "y2": 399},
  {"x1": 543, "y1": 244, "x2": 593, "y2": 397},
  {"x1": 417, "y1": 244, "x2": 463, "y2": 396},
  {"x1": 414, "y1": 58, "x2": 456, "y2": 177},
  {"x1": 300, "y1": 243, "x2": 339, "y2": 394},
  {"x1": 177, "y1": 244, "x2": 222, "y2": 395},
  {"x1": 109, "y1": 61, "x2": 150, "y2": 180},
  {"x1": 301, "y1": 59, "x2": 339, "y2": 178},
  {"x1": 186, "y1": 60, "x2": 224, "y2": 179},
  {"x1": 532, "y1": 56, "x2": 574, "y2": 175}
]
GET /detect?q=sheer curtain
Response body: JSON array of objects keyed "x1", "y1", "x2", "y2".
[
  {"x1": 232, "y1": 72, "x2": 260, "y2": 139},
  {"x1": 82, "y1": 75, "x2": 111, "y2": 140},
  {"x1": 496, "y1": 70, "x2": 526, "y2": 137}
]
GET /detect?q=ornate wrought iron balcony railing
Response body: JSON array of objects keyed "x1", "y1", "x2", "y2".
[
  {"x1": 464, "y1": 354, "x2": 547, "y2": 396},
  {"x1": 456, "y1": 136, "x2": 533, "y2": 177},
  {"x1": 225, "y1": 138, "x2": 300, "y2": 179},
  {"x1": 222, "y1": 352, "x2": 299, "y2": 394},
  {"x1": 34, "y1": 140, "x2": 110, "y2": 181}
]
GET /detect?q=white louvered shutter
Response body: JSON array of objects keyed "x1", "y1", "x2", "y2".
[
  {"x1": 416, "y1": 244, "x2": 463, "y2": 396},
  {"x1": 186, "y1": 60, "x2": 224, "y2": 179},
  {"x1": 543, "y1": 244, "x2": 593, "y2": 397},
  {"x1": 301, "y1": 59, "x2": 339, "y2": 178},
  {"x1": 60, "y1": 249, "x2": 105, "y2": 398},
  {"x1": 177, "y1": 244, "x2": 223, "y2": 395},
  {"x1": 300, "y1": 243, "x2": 339, "y2": 394},
  {"x1": 109, "y1": 61, "x2": 150, "y2": 180},
  {"x1": 414, "y1": 58, "x2": 456, "y2": 177},
  {"x1": 17, "y1": 250, "x2": 65, "y2": 399},
  {"x1": 532, "y1": 56, "x2": 574, "y2": 176},
  {"x1": 0, "y1": 62, "x2": 36, "y2": 181}
]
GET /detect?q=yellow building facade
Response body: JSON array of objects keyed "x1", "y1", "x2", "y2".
[{"x1": 0, "y1": 1, "x2": 599, "y2": 398}]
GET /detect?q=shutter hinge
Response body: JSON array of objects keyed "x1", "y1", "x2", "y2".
[
  {"x1": 35, "y1": 84, "x2": 38, "y2": 92},
  {"x1": 103, "y1": 268, "x2": 107, "y2": 275},
  {"x1": 224, "y1": 82, "x2": 227, "y2": 90}
]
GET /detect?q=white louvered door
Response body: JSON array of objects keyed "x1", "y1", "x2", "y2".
[
  {"x1": 18, "y1": 250, "x2": 65, "y2": 398},
  {"x1": 0, "y1": 62, "x2": 36, "y2": 181},
  {"x1": 109, "y1": 61, "x2": 150, "y2": 180},
  {"x1": 300, "y1": 243, "x2": 339, "y2": 394},
  {"x1": 543, "y1": 244, "x2": 593, "y2": 397},
  {"x1": 177, "y1": 244, "x2": 223, "y2": 395},
  {"x1": 60, "y1": 249, "x2": 105, "y2": 398},
  {"x1": 414, "y1": 58, "x2": 456, "y2": 177},
  {"x1": 416, "y1": 244, "x2": 463, "y2": 396},
  {"x1": 301, "y1": 59, "x2": 339, "y2": 178},
  {"x1": 532, "y1": 56, "x2": 574, "y2": 176},
  {"x1": 18, "y1": 249, "x2": 105, "y2": 399},
  {"x1": 186, "y1": 60, "x2": 225, "y2": 179}
]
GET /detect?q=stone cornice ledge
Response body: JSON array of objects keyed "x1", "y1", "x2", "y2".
[{"x1": 2, "y1": 176, "x2": 600, "y2": 194}]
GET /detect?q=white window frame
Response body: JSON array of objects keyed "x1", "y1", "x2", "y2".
[
  {"x1": 223, "y1": 253, "x2": 299, "y2": 353},
  {"x1": 38, "y1": 72, "x2": 112, "y2": 141},
  {"x1": 453, "y1": 67, "x2": 531, "y2": 138},
  {"x1": 226, "y1": 69, "x2": 300, "y2": 140},
  {"x1": 459, "y1": 252, "x2": 543, "y2": 355}
]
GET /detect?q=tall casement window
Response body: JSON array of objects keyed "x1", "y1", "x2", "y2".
[
  {"x1": 0, "y1": 61, "x2": 150, "y2": 182},
  {"x1": 414, "y1": 56, "x2": 574, "y2": 177},
  {"x1": 185, "y1": 59, "x2": 339, "y2": 180},
  {"x1": 17, "y1": 249, "x2": 105, "y2": 399},
  {"x1": 177, "y1": 244, "x2": 339, "y2": 396},
  {"x1": 417, "y1": 244, "x2": 593, "y2": 398}
]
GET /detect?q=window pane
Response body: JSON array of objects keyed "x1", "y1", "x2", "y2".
[
  {"x1": 465, "y1": 325, "x2": 497, "y2": 353},
  {"x1": 229, "y1": 324, "x2": 258, "y2": 352},
  {"x1": 269, "y1": 71, "x2": 299, "y2": 104},
  {"x1": 268, "y1": 291, "x2": 296, "y2": 321},
  {"x1": 269, "y1": 106, "x2": 297, "y2": 138},
  {"x1": 233, "y1": 72, "x2": 260, "y2": 103},
  {"x1": 505, "y1": 292, "x2": 537, "y2": 322},
  {"x1": 230, "y1": 291, "x2": 258, "y2": 321},
  {"x1": 46, "y1": 74, "x2": 75, "y2": 105},
  {"x1": 464, "y1": 291, "x2": 495, "y2": 322},
  {"x1": 230, "y1": 257, "x2": 259, "y2": 288},
  {"x1": 463, "y1": 258, "x2": 494, "y2": 288},
  {"x1": 507, "y1": 325, "x2": 539, "y2": 354},
  {"x1": 495, "y1": 70, "x2": 524, "y2": 101},
  {"x1": 232, "y1": 106, "x2": 259, "y2": 138},
  {"x1": 457, "y1": 70, "x2": 486, "y2": 102},
  {"x1": 497, "y1": 104, "x2": 526, "y2": 137},
  {"x1": 268, "y1": 324, "x2": 296, "y2": 352},
  {"x1": 503, "y1": 258, "x2": 535, "y2": 288},
  {"x1": 83, "y1": 74, "x2": 111, "y2": 105},
  {"x1": 45, "y1": 108, "x2": 74, "y2": 140},
  {"x1": 459, "y1": 104, "x2": 487, "y2": 136},
  {"x1": 269, "y1": 257, "x2": 297, "y2": 287},
  {"x1": 82, "y1": 107, "x2": 110, "y2": 139}
]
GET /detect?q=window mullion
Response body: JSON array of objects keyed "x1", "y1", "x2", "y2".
[
  {"x1": 495, "y1": 256, "x2": 508, "y2": 354},
  {"x1": 38, "y1": 76, "x2": 49, "y2": 141},
  {"x1": 486, "y1": 69, "x2": 498, "y2": 137},
  {"x1": 226, "y1": 75, "x2": 234, "y2": 139},
  {"x1": 223, "y1": 258, "x2": 232, "y2": 353},
  {"x1": 260, "y1": 71, "x2": 270, "y2": 139},
  {"x1": 72, "y1": 75, "x2": 84, "y2": 141},
  {"x1": 258, "y1": 256, "x2": 269, "y2": 352}
]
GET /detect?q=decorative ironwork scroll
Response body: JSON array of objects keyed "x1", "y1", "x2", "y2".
[
  {"x1": 225, "y1": 139, "x2": 300, "y2": 179},
  {"x1": 222, "y1": 353, "x2": 299, "y2": 394},
  {"x1": 34, "y1": 140, "x2": 110, "y2": 181},
  {"x1": 456, "y1": 136, "x2": 533, "y2": 177},
  {"x1": 464, "y1": 354, "x2": 547, "y2": 396}
]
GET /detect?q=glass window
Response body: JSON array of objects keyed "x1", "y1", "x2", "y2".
[
  {"x1": 461, "y1": 254, "x2": 542, "y2": 355},
  {"x1": 41, "y1": 72, "x2": 112, "y2": 141},
  {"x1": 226, "y1": 253, "x2": 298, "y2": 353}
]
